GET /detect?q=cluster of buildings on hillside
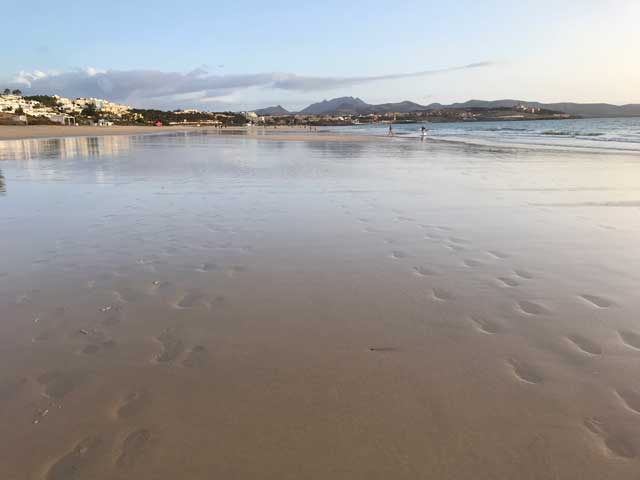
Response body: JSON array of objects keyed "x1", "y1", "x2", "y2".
[
  {"x1": 0, "y1": 93, "x2": 133, "y2": 125},
  {"x1": 0, "y1": 93, "x2": 571, "y2": 128}
]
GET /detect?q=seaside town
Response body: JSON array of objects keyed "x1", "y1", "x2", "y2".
[{"x1": 0, "y1": 89, "x2": 573, "y2": 129}]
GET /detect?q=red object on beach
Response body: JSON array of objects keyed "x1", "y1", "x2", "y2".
[{"x1": 155, "y1": 121, "x2": 163, "y2": 127}]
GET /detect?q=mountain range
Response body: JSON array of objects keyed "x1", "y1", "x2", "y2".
[{"x1": 255, "y1": 97, "x2": 640, "y2": 118}]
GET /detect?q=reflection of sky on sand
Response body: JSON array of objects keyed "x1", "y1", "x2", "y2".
[
  {"x1": 0, "y1": 135, "x2": 132, "y2": 184},
  {"x1": 0, "y1": 135, "x2": 132, "y2": 162}
]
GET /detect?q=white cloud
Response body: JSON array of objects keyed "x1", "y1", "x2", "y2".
[{"x1": 5, "y1": 62, "x2": 496, "y2": 109}]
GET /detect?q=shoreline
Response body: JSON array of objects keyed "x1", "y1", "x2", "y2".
[
  {"x1": 2, "y1": 124, "x2": 637, "y2": 155},
  {"x1": 0, "y1": 124, "x2": 378, "y2": 143}
]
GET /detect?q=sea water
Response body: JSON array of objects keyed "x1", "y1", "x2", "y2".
[{"x1": 332, "y1": 116, "x2": 640, "y2": 152}]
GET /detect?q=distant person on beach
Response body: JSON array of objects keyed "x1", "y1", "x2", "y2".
[
  {"x1": 421, "y1": 126, "x2": 428, "y2": 141},
  {"x1": 388, "y1": 125, "x2": 394, "y2": 136}
]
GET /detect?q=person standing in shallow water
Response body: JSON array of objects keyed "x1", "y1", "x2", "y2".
[
  {"x1": 421, "y1": 125, "x2": 428, "y2": 141},
  {"x1": 388, "y1": 124, "x2": 394, "y2": 136}
]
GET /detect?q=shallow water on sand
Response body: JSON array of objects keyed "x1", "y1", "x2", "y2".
[{"x1": 2, "y1": 132, "x2": 640, "y2": 479}]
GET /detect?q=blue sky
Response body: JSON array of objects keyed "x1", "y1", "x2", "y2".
[{"x1": 2, "y1": 0, "x2": 639, "y2": 110}]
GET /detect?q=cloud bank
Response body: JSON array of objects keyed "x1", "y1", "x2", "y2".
[{"x1": 7, "y1": 61, "x2": 495, "y2": 109}]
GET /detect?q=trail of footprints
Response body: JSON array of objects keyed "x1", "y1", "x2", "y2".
[
  {"x1": 44, "y1": 323, "x2": 211, "y2": 477},
  {"x1": 401, "y1": 223, "x2": 640, "y2": 459},
  {"x1": 46, "y1": 391, "x2": 154, "y2": 479},
  {"x1": 34, "y1": 211, "x2": 640, "y2": 474}
]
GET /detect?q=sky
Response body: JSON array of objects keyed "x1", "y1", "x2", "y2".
[{"x1": 2, "y1": 0, "x2": 639, "y2": 111}]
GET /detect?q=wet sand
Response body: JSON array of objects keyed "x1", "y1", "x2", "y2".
[
  {"x1": 2, "y1": 133, "x2": 640, "y2": 478},
  {"x1": 0, "y1": 124, "x2": 375, "y2": 143}
]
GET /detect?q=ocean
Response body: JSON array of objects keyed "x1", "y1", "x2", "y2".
[{"x1": 330, "y1": 116, "x2": 640, "y2": 152}]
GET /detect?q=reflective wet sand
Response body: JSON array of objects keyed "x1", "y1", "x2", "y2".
[{"x1": 2, "y1": 132, "x2": 640, "y2": 479}]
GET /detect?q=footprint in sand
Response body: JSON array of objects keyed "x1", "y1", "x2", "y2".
[
  {"x1": 150, "y1": 280, "x2": 173, "y2": 293},
  {"x1": 469, "y1": 315, "x2": 502, "y2": 334},
  {"x1": 507, "y1": 358, "x2": 543, "y2": 384},
  {"x1": 115, "y1": 429, "x2": 152, "y2": 470},
  {"x1": 117, "y1": 391, "x2": 150, "y2": 419},
  {"x1": 584, "y1": 417, "x2": 636, "y2": 459},
  {"x1": 615, "y1": 389, "x2": 640, "y2": 415},
  {"x1": 80, "y1": 340, "x2": 117, "y2": 356},
  {"x1": 424, "y1": 233, "x2": 442, "y2": 240},
  {"x1": 463, "y1": 259, "x2": 484, "y2": 268},
  {"x1": 497, "y1": 277, "x2": 520, "y2": 287},
  {"x1": 517, "y1": 300, "x2": 549, "y2": 316},
  {"x1": 226, "y1": 265, "x2": 248, "y2": 276},
  {"x1": 33, "y1": 328, "x2": 59, "y2": 342},
  {"x1": 182, "y1": 345, "x2": 208, "y2": 368},
  {"x1": 391, "y1": 250, "x2": 409, "y2": 259},
  {"x1": 514, "y1": 269, "x2": 534, "y2": 280},
  {"x1": 566, "y1": 335, "x2": 602, "y2": 356},
  {"x1": 197, "y1": 262, "x2": 221, "y2": 272},
  {"x1": 413, "y1": 266, "x2": 437, "y2": 276},
  {"x1": 580, "y1": 294, "x2": 614, "y2": 308},
  {"x1": 100, "y1": 305, "x2": 125, "y2": 326},
  {"x1": 46, "y1": 435, "x2": 103, "y2": 480},
  {"x1": 431, "y1": 288, "x2": 453, "y2": 302},
  {"x1": 37, "y1": 371, "x2": 88, "y2": 400},
  {"x1": 618, "y1": 330, "x2": 640, "y2": 350},
  {"x1": 175, "y1": 290, "x2": 208, "y2": 309},
  {"x1": 113, "y1": 287, "x2": 144, "y2": 304},
  {"x1": 154, "y1": 329, "x2": 184, "y2": 363},
  {"x1": 488, "y1": 250, "x2": 510, "y2": 259},
  {"x1": 448, "y1": 236, "x2": 469, "y2": 245}
]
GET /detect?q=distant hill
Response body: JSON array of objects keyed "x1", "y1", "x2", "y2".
[
  {"x1": 297, "y1": 96, "x2": 431, "y2": 115},
  {"x1": 264, "y1": 97, "x2": 640, "y2": 118},
  {"x1": 298, "y1": 97, "x2": 371, "y2": 115},
  {"x1": 426, "y1": 99, "x2": 640, "y2": 118},
  {"x1": 255, "y1": 105, "x2": 290, "y2": 116}
]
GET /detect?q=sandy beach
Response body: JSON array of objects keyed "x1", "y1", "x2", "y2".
[{"x1": 2, "y1": 131, "x2": 640, "y2": 479}]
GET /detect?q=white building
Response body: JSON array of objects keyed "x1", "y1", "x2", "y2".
[
  {"x1": 0, "y1": 94, "x2": 54, "y2": 116},
  {"x1": 74, "y1": 97, "x2": 132, "y2": 117}
]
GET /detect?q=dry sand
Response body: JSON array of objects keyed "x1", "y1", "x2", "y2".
[{"x1": 1, "y1": 132, "x2": 640, "y2": 479}]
